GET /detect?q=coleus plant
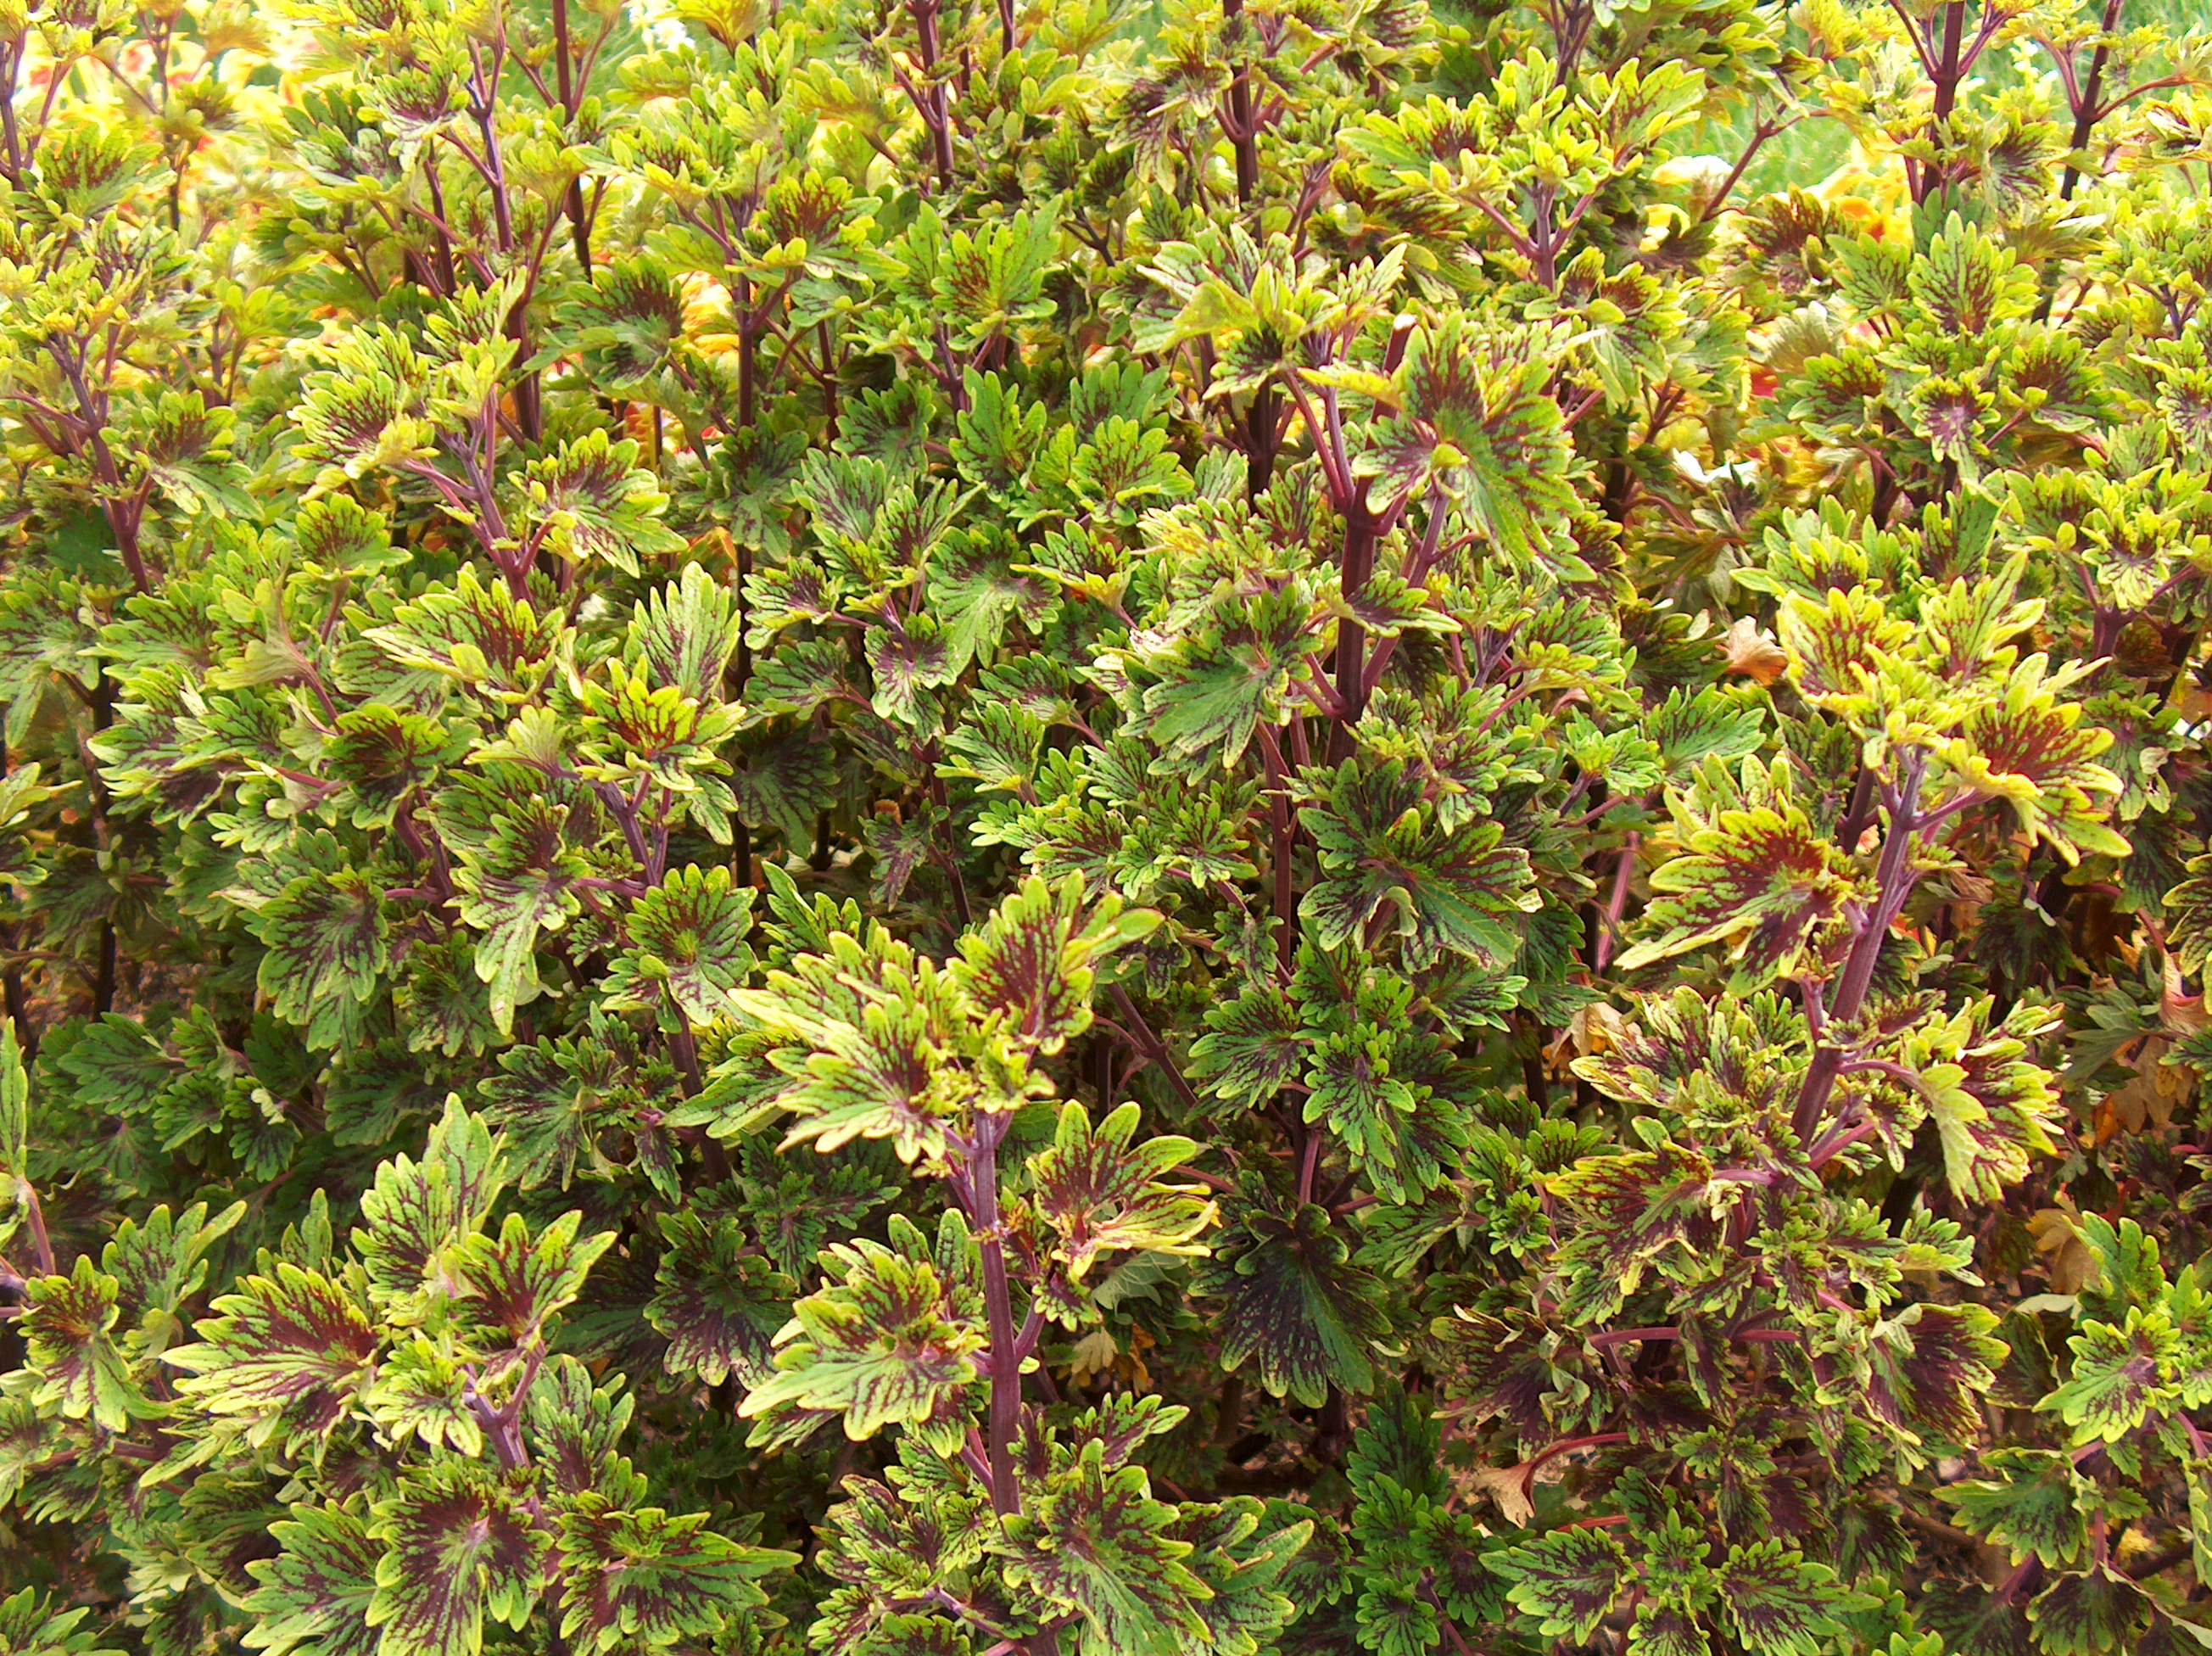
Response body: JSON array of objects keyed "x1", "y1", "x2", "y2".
[{"x1": 3, "y1": 0, "x2": 2212, "y2": 1648}]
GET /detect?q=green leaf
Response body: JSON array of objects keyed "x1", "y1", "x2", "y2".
[
  {"x1": 243, "y1": 1500, "x2": 384, "y2": 1656},
  {"x1": 1356, "y1": 312, "x2": 1575, "y2": 558},
  {"x1": 952, "y1": 875, "x2": 1159, "y2": 1057},
  {"x1": 0, "y1": 1586, "x2": 125, "y2": 1656},
  {"x1": 1867, "y1": 1301, "x2": 2007, "y2": 1447},
  {"x1": 1301, "y1": 759, "x2": 1539, "y2": 970},
  {"x1": 354, "y1": 1099, "x2": 505, "y2": 1303},
  {"x1": 451, "y1": 1210, "x2": 617, "y2": 1343},
  {"x1": 2025, "y1": 1567, "x2": 2148, "y2": 1656},
  {"x1": 1934, "y1": 1449, "x2": 2092, "y2": 1568},
  {"x1": 1026, "y1": 1102, "x2": 1215, "y2": 1284},
  {"x1": 166, "y1": 1262, "x2": 377, "y2": 1450},
  {"x1": 2040, "y1": 1310, "x2": 2178, "y2": 1443},
  {"x1": 255, "y1": 860, "x2": 388, "y2": 1049},
  {"x1": 740, "y1": 1211, "x2": 985, "y2": 1450},
  {"x1": 527, "y1": 432, "x2": 684, "y2": 578},
  {"x1": 647, "y1": 1211, "x2": 795, "y2": 1389},
  {"x1": 557, "y1": 1497, "x2": 795, "y2": 1653},
  {"x1": 994, "y1": 1439, "x2": 1212, "y2": 1656},
  {"x1": 1492, "y1": 1525, "x2": 1630, "y2": 1643},
  {"x1": 1620, "y1": 758, "x2": 1861, "y2": 984},
  {"x1": 1196, "y1": 1199, "x2": 1387, "y2": 1407},
  {"x1": 368, "y1": 1463, "x2": 549, "y2": 1656},
  {"x1": 1189, "y1": 986, "x2": 1306, "y2": 1109},
  {"x1": 477, "y1": 1036, "x2": 626, "y2": 1191},
  {"x1": 1717, "y1": 1541, "x2": 1861, "y2": 1656},
  {"x1": 368, "y1": 568, "x2": 565, "y2": 702},
  {"x1": 21, "y1": 1256, "x2": 139, "y2": 1432},
  {"x1": 605, "y1": 864, "x2": 757, "y2": 1029}
]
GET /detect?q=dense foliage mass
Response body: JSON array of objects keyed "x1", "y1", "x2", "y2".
[{"x1": 3, "y1": 0, "x2": 2212, "y2": 1648}]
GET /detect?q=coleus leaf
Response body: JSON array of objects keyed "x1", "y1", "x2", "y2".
[
  {"x1": 1627, "y1": 1603, "x2": 1712, "y2": 1656},
  {"x1": 1716, "y1": 1541, "x2": 1863, "y2": 1656},
  {"x1": 291, "y1": 493, "x2": 404, "y2": 575},
  {"x1": 102, "y1": 1197, "x2": 245, "y2": 1346},
  {"x1": 1354, "y1": 1575, "x2": 1437, "y2": 1656},
  {"x1": 626, "y1": 562, "x2": 742, "y2": 704},
  {"x1": 1544, "y1": 1141, "x2": 1720, "y2": 1323},
  {"x1": 0, "y1": 1586, "x2": 125, "y2": 1656},
  {"x1": 1777, "y1": 585, "x2": 1909, "y2": 710},
  {"x1": 20, "y1": 1256, "x2": 139, "y2": 1432},
  {"x1": 254, "y1": 861, "x2": 388, "y2": 1049},
  {"x1": 646, "y1": 1210, "x2": 795, "y2": 1389},
  {"x1": 1301, "y1": 758, "x2": 1539, "y2": 970},
  {"x1": 353, "y1": 1100, "x2": 505, "y2": 1303},
  {"x1": 367, "y1": 1462, "x2": 549, "y2": 1656},
  {"x1": 450, "y1": 1209, "x2": 616, "y2": 1344},
  {"x1": 1188, "y1": 984, "x2": 1305, "y2": 1109},
  {"x1": 951, "y1": 875, "x2": 1160, "y2": 1057},
  {"x1": 292, "y1": 324, "x2": 433, "y2": 481},
  {"x1": 1025, "y1": 1102, "x2": 1214, "y2": 1284},
  {"x1": 397, "y1": 937, "x2": 501, "y2": 1060},
  {"x1": 994, "y1": 1438, "x2": 1213, "y2": 1656},
  {"x1": 729, "y1": 923, "x2": 977, "y2": 1162},
  {"x1": 559, "y1": 255, "x2": 684, "y2": 386},
  {"x1": 1196, "y1": 1198, "x2": 1388, "y2": 1407},
  {"x1": 367, "y1": 568, "x2": 564, "y2": 702},
  {"x1": 1911, "y1": 213, "x2": 2038, "y2": 335},
  {"x1": 325, "y1": 705, "x2": 461, "y2": 831},
  {"x1": 605, "y1": 864, "x2": 757, "y2": 1029},
  {"x1": 1355, "y1": 312, "x2": 1576, "y2": 560},
  {"x1": 369, "y1": 1337, "x2": 482, "y2": 1454},
  {"x1": 1913, "y1": 999, "x2": 2063, "y2": 1202},
  {"x1": 1490, "y1": 1525, "x2": 1631, "y2": 1642},
  {"x1": 868, "y1": 617, "x2": 955, "y2": 724},
  {"x1": 452, "y1": 793, "x2": 589, "y2": 1037},
  {"x1": 2025, "y1": 1566, "x2": 2148, "y2": 1656},
  {"x1": 1619, "y1": 757, "x2": 1862, "y2": 985},
  {"x1": 556, "y1": 1496, "x2": 795, "y2": 1653},
  {"x1": 525, "y1": 1355, "x2": 636, "y2": 1499},
  {"x1": 1170, "y1": 1498, "x2": 1311, "y2": 1656},
  {"x1": 1866, "y1": 1301, "x2": 2007, "y2": 1448},
  {"x1": 2038, "y1": 1309, "x2": 2179, "y2": 1444},
  {"x1": 1346, "y1": 1383, "x2": 1448, "y2": 1505},
  {"x1": 243, "y1": 1499, "x2": 383, "y2": 1656},
  {"x1": 478, "y1": 1035, "x2": 628, "y2": 1191},
  {"x1": 815, "y1": 1469, "x2": 988, "y2": 1608},
  {"x1": 1134, "y1": 583, "x2": 1329, "y2": 773},
  {"x1": 740, "y1": 1211, "x2": 985, "y2": 1450},
  {"x1": 525, "y1": 428, "x2": 684, "y2": 578},
  {"x1": 1935, "y1": 1449, "x2": 2091, "y2": 1569},
  {"x1": 1947, "y1": 656, "x2": 2128, "y2": 864},
  {"x1": 1917, "y1": 1580, "x2": 2034, "y2": 1656},
  {"x1": 1642, "y1": 685, "x2": 1768, "y2": 783},
  {"x1": 1299, "y1": 961, "x2": 1466, "y2": 1202},
  {"x1": 165, "y1": 1262, "x2": 378, "y2": 1450}
]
